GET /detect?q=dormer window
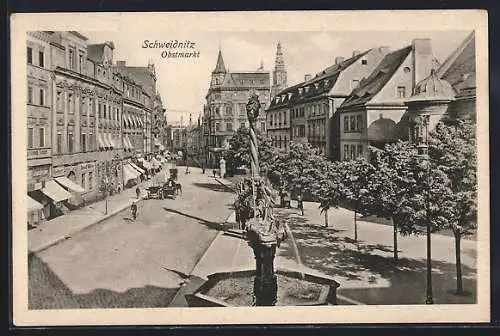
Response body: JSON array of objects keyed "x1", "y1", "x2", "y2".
[
  {"x1": 361, "y1": 59, "x2": 368, "y2": 65},
  {"x1": 314, "y1": 83, "x2": 320, "y2": 90},
  {"x1": 288, "y1": 93, "x2": 293, "y2": 99},
  {"x1": 298, "y1": 88, "x2": 303, "y2": 95},
  {"x1": 281, "y1": 95, "x2": 286, "y2": 101},
  {"x1": 305, "y1": 86, "x2": 310, "y2": 93},
  {"x1": 324, "y1": 79, "x2": 329, "y2": 86}
]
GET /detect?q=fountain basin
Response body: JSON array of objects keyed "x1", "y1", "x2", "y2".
[{"x1": 185, "y1": 269, "x2": 340, "y2": 307}]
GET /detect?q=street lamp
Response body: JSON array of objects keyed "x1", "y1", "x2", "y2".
[{"x1": 409, "y1": 113, "x2": 433, "y2": 304}]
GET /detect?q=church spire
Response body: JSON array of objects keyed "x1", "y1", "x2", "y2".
[
  {"x1": 271, "y1": 41, "x2": 287, "y2": 97},
  {"x1": 213, "y1": 48, "x2": 226, "y2": 73},
  {"x1": 274, "y1": 41, "x2": 285, "y2": 71}
]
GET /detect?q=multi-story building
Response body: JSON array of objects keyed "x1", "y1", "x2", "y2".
[
  {"x1": 114, "y1": 61, "x2": 157, "y2": 156},
  {"x1": 338, "y1": 39, "x2": 442, "y2": 161},
  {"x1": 203, "y1": 49, "x2": 270, "y2": 166},
  {"x1": 267, "y1": 47, "x2": 389, "y2": 158},
  {"x1": 185, "y1": 115, "x2": 203, "y2": 165},
  {"x1": 26, "y1": 31, "x2": 54, "y2": 226},
  {"x1": 267, "y1": 42, "x2": 291, "y2": 151},
  {"x1": 166, "y1": 120, "x2": 187, "y2": 153},
  {"x1": 26, "y1": 31, "x2": 162, "y2": 223},
  {"x1": 152, "y1": 92, "x2": 167, "y2": 153}
]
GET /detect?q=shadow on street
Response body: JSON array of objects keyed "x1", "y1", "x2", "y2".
[
  {"x1": 28, "y1": 254, "x2": 179, "y2": 309},
  {"x1": 192, "y1": 182, "x2": 233, "y2": 193},
  {"x1": 274, "y1": 210, "x2": 477, "y2": 305},
  {"x1": 162, "y1": 207, "x2": 221, "y2": 231}
]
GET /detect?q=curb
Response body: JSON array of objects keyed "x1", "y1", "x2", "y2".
[
  {"x1": 214, "y1": 178, "x2": 235, "y2": 192},
  {"x1": 29, "y1": 196, "x2": 144, "y2": 255}
]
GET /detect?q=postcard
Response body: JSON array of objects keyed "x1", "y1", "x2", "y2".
[{"x1": 11, "y1": 10, "x2": 489, "y2": 325}]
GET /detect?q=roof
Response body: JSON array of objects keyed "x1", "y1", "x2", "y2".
[
  {"x1": 213, "y1": 50, "x2": 227, "y2": 73},
  {"x1": 87, "y1": 44, "x2": 105, "y2": 63},
  {"x1": 340, "y1": 46, "x2": 412, "y2": 108},
  {"x1": 219, "y1": 72, "x2": 270, "y2": 89},
  {"x1": 115, "y1": 66, "x2": 155, "y2": 97},
  {"x1": 267, "y1": 49, "x2": 371, "y2": 110},
  {"x1": 438, "y1": 31, "x2": 475, "y2": 92}
]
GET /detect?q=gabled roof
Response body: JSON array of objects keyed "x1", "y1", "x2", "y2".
[
  {"x1": 267, "y1": 49, "x2": 371, "y2": 110},
  {"x1": 340, "y1": 46, "x2": 412, "y2": 108},
  {"x1": 219, "y1": 72, "x2": 270, "y2": 89},
  {"x1": 437, "y1": 31, "x2": 475, "y2": 91}
]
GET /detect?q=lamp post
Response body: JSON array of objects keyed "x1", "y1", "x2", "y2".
[{"x1": 410, "y1": 114, "x2": 433, "y2": 304}]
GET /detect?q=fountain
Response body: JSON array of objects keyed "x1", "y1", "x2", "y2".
[{"x1": 185, "y1": 92, "x2": 340, "y2": 307}]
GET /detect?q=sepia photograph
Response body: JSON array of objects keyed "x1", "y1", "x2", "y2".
[{"x1": 11, "y1": 10, "x2": 489, "y2": 325}]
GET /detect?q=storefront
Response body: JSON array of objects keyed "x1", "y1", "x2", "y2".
[
  {"x1": 31, "y1": 180, "x2": 72, "y2": 219},
  {"x1": 27, "y1": 195, "x2": 44, "y2": 228}
]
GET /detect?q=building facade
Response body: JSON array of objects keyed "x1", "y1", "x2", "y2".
[
  {"x1": 27, "y1": 31, "x2": 54, "y2": 225},
  {"x1": 267, "y1": 47, "x2": 388, "y2": 159},
  {"x1": 26, "y1": 31, "x2": 162, "y2": 224},
  {"x1": 338, "y1": 39, "x2": 442, "y2": 161},
  {"x1": 203, "y1": 49, "x2": 270, "y2": 166}
]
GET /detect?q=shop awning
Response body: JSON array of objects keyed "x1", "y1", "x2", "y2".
[
  {"x1": 135, "y1": 116, "x2": 142, "y2": 128},
  {"x1": 27, "y1": 195, "x2": 44, "y2": 212},
  {"x1": 41, "y1": 180, "x2": 72, "y2": 203},
  {"x1": 122, "y1": 135, "x2": 130, "y2": 150},
  {"x1": 55, "y1": 176, "x2": 85, "y2": 193},
  {"x1": 127, "y1": 135, "x2": 134, "y2": 150},
  {"x1": 126, "y1": 115, "x2": 132, "y2": 128},
  {"x1": 123, "y1": 164, "x2": 140, "y2": 184},
  {"x1": 129, "y1": 161, "x2": 145, "y2": 174},
  {"x1": 107, "y1": 134, "x2": 116, "y2": 149},
  {"x1": 98, "y1": 133, "x2": 107, "y2": 150}
]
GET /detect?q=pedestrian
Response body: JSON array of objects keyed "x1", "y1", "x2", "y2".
[
  {"x1": 135, "y1": 186, "x2": 141, "y2": 199},
  {"x1": 213, "y1": 169, "x2": 217, "y2": 177},
  {"x1": 131, "y1": 202, "x2": 138, "y2": 220},
  {"x1": 297, "y1": 193, "x2": 304, "y2": 216}
]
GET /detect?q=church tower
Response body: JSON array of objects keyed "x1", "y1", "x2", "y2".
[
  {"x1": 271, "y1": 41, "x2": 288, "y2": 97},
  {"x1": 211, "y1": 49, "x2": 227, "y2": 87}
]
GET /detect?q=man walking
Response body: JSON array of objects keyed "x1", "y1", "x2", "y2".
[
  {"x1": 297, "y1": 193, "x2": 304, "y2": 216},
  {"x1": 135, "y1": 186, "x2": 141, "y2": 199},
  {"x1": 131, "y1": 202, "x2": 138, "y2": 220}
]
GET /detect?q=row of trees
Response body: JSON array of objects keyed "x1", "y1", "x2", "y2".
[{"x1": 224, "y1": 119, "x2": 477, "y2": 294}]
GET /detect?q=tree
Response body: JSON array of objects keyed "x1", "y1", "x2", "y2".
[
  {"x1": 224, "y1": 126, "x2": 276, "y2": 175},
  {"x1": 428, "y1": 119, "x2": 477, "y2": 294},
  {"x1": 341, "y1": 158, "x2": 376, "y2": 242},
  {"x1": 316, "y1": 160, "x2": 347, "y2": 228}
]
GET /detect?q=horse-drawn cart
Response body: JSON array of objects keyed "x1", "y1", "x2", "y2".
[{"x1": 146, "y1": 185, "x2": 164, "y2": 199}]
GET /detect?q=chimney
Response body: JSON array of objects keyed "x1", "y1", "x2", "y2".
[
  {"x1": 412, "y1": 38, "x2": 433, "y2": 86},
  {"x1": 335, "y1": 56, "x2": 345, "y2": 65},
  {"x1": 378, "y1": 46, "x2": 391, "y2": 54},
  {"x1": 304, "y1": 74, "x2": 312, "y2": 81},
  {"x1": 352, "y1": 50, "x2": 361, "y2": 57},
  {"x1": 116, "y1": 60, "x2": 126, "y2": 67}
]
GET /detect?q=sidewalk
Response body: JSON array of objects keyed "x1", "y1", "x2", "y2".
[
  {"x1": 28, "y1": 172, "x2": 162, "y2": 254},
  {"x1": 210, "y1": 177, "x2": 478, "y2": 305}
]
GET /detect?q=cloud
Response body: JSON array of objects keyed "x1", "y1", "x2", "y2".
[{"x1": 308, "y1": 32, "x2": 342, "y2": 51}]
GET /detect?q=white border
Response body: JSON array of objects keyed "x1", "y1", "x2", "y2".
[{"x1": 11, "y1": 10, "x2": 490, "y2": 326}]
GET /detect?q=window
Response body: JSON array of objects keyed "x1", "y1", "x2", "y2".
[
  {"x1": 68, "y1": 132, "x2": 74, "y2": 153},
  {"x1": 98, "y1": 103, "x2": 102, "y2": 118},
  {"x1": 225, "y1": 105, "x2": 232, "y2": 116},
  {"x1": 27, "y1": 128, "x2": 34, "y2": 149},
  {"x1": 226, "y1": 123, "x2": 233, "y2": 132},
  {"x1": 81, "y1": 97, "x2": 87, "y2": 115},
  {"x1": 68, "y1": 94, "x2": 74, "y2": 114},
  {"x1": 89, "y1": 99, "x2": 94, "y2": 116},
  {"x1": 350, "y1": 145, "x2": 356, "y2": 160},
  {"x1": 215, "y1": 122, "x2": 221, "y2": 132},
  {"x1": 28, "y1": 86, "x2": 33, "y2": 104},
  {"x1": 343, "y1": 144, "x2": 349, "y2": 160},
  {"x1": 283, "y1": 111, "x2": 287, "y2": 125},
  {"x1": 39, "y1": 127, "x2": 45, "y2": 147},
  {"x1": 397, "y1": 86, "x2": 406, "y2": 98},
  {"x1": 361, "y1": 59, "x2": 367, "y2": 65},
  {"x1": 89, "y1": 133, "x2": 93, "y2": 151},
  {"x1": 343, "y1": 116, "x2": 349, "y2": 133},
  {"x1": 69, "y1": 48, "x2": 76, "y2": 70},
  {"x1": 38, "y1": 51, "x2": 45, "y2": 67},
  {"x1": 81, "y1": 133, "x2": 86, "y2": 152},
  {"x1": 357, "y1": 144, "x2": 363, "y2": 157},
  {"x1": 27, "y1": 47, "x2": 33, "y2": 64},
  {"x1": 260, "y1": 122, "x2": 265, "y2": 132},
  {"x1": 103, "y1": 104, "x2": 107, "y2": 119},
  {"x1": 356, "y1": 115, "x2": 362, "y2": 132},
  {"x1": 81, "y1": 173, "x2": 86, "y2": 189},
  {"x1": 56, "y1": 132, "x2": 62, "y2": 153},
  {"x1": 79, "y1": 53, "x2": 84, "y2": 72},
  {"x1": 39, "y1": 88, "x2": 45, "y2": 106},
  {"x1": 350, "y1": 116, "x2": 356, "y2": 132},
  {"x1": 351, "y1": 79, "x2": 360, "y2": 90},
  {"x1": 56, "y1": 91, "x2": 63, "y2": 111},
  {"x1": 239, "y1": 103, "x2": 246, "y2": 116},
  {"x1": 88, "y1": 172, "x2": 93, "y2": 190}
]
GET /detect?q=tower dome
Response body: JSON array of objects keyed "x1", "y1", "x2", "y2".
[{"x1": 409, "y1": 69, "x2": 455, "y2": 102}]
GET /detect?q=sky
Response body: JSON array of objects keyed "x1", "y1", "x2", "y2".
[{"x1": 83, "y1": 30, "x2": 472, "y2": 124}]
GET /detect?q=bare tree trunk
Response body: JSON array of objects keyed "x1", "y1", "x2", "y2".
[
  {"x1": 392, "y1": 216, "x2": 398, "y2": 261},
  {"x1": 454, "y1": 230, "x2": 464, "y2": 294},
  {"x1": 354, "y1": 210, "x2": 358, "y2": 242},
  {"x1": 324, "y1": 208, "x2": 328, "y2": 227}
]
